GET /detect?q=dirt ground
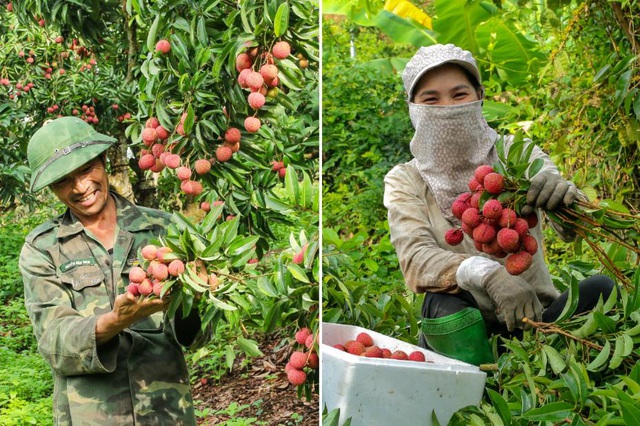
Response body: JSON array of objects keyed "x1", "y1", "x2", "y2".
[{"x1": 192, "y1": 334, "x2": 319, "y2": 426}]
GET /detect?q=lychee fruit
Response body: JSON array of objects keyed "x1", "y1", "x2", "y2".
[
  {"x1": 468, "y1": 176, "x2": 483, "y2": 192},
  {"x1": 155, "y1": 125, "x2": 169, "y2": 140},
  {"x1": 260, "y1": 64, "x2": 278, "y2": 82},
  {"x1": 408, "y1": 351, "x2": 426, "y2": 362},
  {"x1": 181, "y1": 180, "x2": 203, "y2": 196},
  {"x1": 237, "y1": 68, "x2": 252, "y2": 88},
  {"x1": 461, "y1": 207, "x2": 481, "y2": 227},
  {"x1": 295, "y1": 328, "x2": 312, "y2": 345},
  {"x1": 524, "y1": 212, "x2": 539, "y2": 229},
  {"x1": 244, "y1": 116, "x2": 261, "y2": 133},
  {"x1": 235, "y1": 53, "x2": 253, "y2": 72},
  {"x1": 497, "y1": 208, "x2": 517, "y2": 229},
  {"x1": 522, "y1": 234, "x2": 538, "y2": 255},
  {"x1": 287, "y1": 368, "x2": 306, "y2": 386},
  {"x1": 452, "y1": 199, "x2": 470, "y2": 220},
  {"x1": 356, "y1": 332, "x2": 374, "y2": 347},
  {"x1": 128, "y1": 266, "x2": 147, "y2": 283},
  {"x1": 138, "y1": 278, "x2": 153, "y2": 296},
  {"x1": 216, "y1": 145, "x2": 233, "y2": 162},
  {"x1": 272, "y1": 41, "x2": 291, "y2": 59},
  {"x1": 127, "y1": 283, "x2": 140, "y2": 296},
  {"x1": 482, "y1": 199, "x2": 503, "y2": 220},
  {"x1": 364, "y1": 345, "x2": 383, "y2": 358},
  {"x1": 496, "y1": 228, "x2": 521, "y2": 253},
  {"x1": 225, "y1": 127, "x2": 241, "y2": 144},
  {"x1": 153, "y1": 281, "x2": 163, "y2": 297},
  {"x1": 164, "y1": 154, "x2": 181, "y2": 169},
  {"x1": 145, "y1": 117, "x2": 160, "y2": 129},
  {"x1": 514, "y1": 218, "x2": 530, "y2": 239},
  {"x1": 245, "y1": 72, "x2": 264, "y2": 91},
  {"x1": 307, "y1": 352, "x2": 319, "y2": 369},
  {"x1": 194, "y1": 159, "x2": 211, "y2": 175},
  {"x1": 248, "y1": 92, "x2": 266, "y2": 110},
  {"x1": 472, "y1": 223, "x2": 497, "y2": 244},
  {"x1": 152, "y1": 263, "x2": 169, "y2": 281},
  {"x1": 305, "y1": 334, "x2": 315, "y2": 350},
  {"x1": 176, "y1": 166, "x2": 192, "y2": 181},
  {"x1": 141, "y1": 244, "x2": 158, "y2": 261},
  {"x1": 444, "y1": 228, "x2": 464, "y2": 246},
  {"x1": 381, "y1": 348, "x2": 392, "y2": 358},
  {"x1": 289, "y1": 351, "x2": 307, "y2": 370},
  {"x1": 168, "y1": 259, "x2": 185, "y2": 277},
  {"x1": 474, "y1": 165, "x2": 494, "y2": 185},
  {"x1": 201, "y1": 201, "x2": 211, "y2": 212},
  {"x1": 156, "y1": 246, "x2": 173, "y2": 262},
  {"x1": 390, "y1": 350, "x2": 409, "y2": 360},
  {"x1": 141, "y1": 128, "x2": 157, "y2": 145},
  {"x1": 155, "y1": 39, "x2": 171, "y2": 54},
  {"x1": 505, "y1": 251, "x2": 533, "y2": 275},
  {"x1": 484, "y1": 173, "x2": 505, "y2": 194},
  {"x1": 345, "y1": 341, "x2": 365, "y2": 355}
]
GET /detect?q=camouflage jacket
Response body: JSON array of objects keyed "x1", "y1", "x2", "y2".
[{"x1": 19, "y1": 192, "x2": 210, "y2": 425}]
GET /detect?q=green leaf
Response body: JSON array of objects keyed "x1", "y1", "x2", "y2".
[
  {"x1": 542, "y1": 345, "x2": 567, "y2": 375},
  {"x1": 620, "y1": 401, "x2": 640, "y2": 426},
  {"x1": 486, "y1": 388, "x2": 511, "y2": 424},
  {"x1": 586, "y1": 339, "x2": 611, "y2": 372},
  {"x1": 609, "y1": 335, "x2": 627, "y2": 369},
  {"x1": 284, "y1": 165, "x2": 299, "y2": 203},
  {"x1": 225, "y1": 235, "x2": 260, "y2": 257},
  {"x1": 287, "y1": 264, "x2": 310, "y2": 283},
  {"x1": 237, "y1": 336, "x2": 264, "y2": 358},
  {"x1": 146, "y1": 14, "x2": 161, "y2": 52},
  {"x1": 521, "y1": 402, "x2": 574, "y2": 422},
  {"x1": 274, "y1": 3, "x2": 290, "y2": 37},
  {"x1": 555, "y1": 278, "x2": 580, "y2": 323}
]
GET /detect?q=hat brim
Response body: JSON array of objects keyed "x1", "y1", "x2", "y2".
[
  {"x1": 408, "y1": 59, "x2": 482, "y2": 100},
  {"x1": 30, "y1": 138, "x2": 116, "y2": 192}
]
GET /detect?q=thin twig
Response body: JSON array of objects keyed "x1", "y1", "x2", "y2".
[{"x1": 522, "y1": 317, "x2": 604, "y2": 351}]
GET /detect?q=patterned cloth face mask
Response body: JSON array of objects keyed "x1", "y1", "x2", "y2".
[{"x1": 408, "y1": 100, "x2": 500, "y2": 222}]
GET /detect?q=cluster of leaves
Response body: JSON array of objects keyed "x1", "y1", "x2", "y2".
[{"x1": 449, "y1": 271, "x2": 640, "y2": 425}]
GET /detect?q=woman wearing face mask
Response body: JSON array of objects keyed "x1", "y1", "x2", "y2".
[{"x1": 383, "y1": 44, "x2": 615, "y2": 365}]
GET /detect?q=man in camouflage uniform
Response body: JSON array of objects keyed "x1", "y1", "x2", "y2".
[{"x1": 19, "y1": 117, "x2": 210, "y2": 425}]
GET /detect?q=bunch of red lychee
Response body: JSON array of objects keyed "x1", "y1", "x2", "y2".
[
  {"x1": 445, "y1": 164, "x2": 540, "y2": 275},
  {"x1": 285, "y1": 327, "x2": 318, "y2": 386},
  {"x1": 270, "y1": 160, "x2": 286, "y2": 178},
  {"x1": 332, "y1": 332, "x2": 430, "y2": 362},
  {"x1": 127, "y1": 244, "x2": 219, "y2": 298}
]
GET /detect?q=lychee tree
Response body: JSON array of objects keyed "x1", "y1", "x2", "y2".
[{"x1": 2, "y1": 0, "x2": 320, "y2": 403}]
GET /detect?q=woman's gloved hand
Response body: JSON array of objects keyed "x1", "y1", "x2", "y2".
[
  {"x1": 481, "y1": 268, "x2": 543, "y2": 331},
  {"x1": 521, "y1": 171, "x2": 578, "y2": 216}
]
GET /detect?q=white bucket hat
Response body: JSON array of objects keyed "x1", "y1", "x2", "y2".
[{"x1": 402, "y1": 44, "x2": 481, "y2": 100}]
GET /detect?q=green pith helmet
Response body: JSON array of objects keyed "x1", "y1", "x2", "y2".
[{"x1": 27, "y1": 117, "x2": 117, "y2": 192}]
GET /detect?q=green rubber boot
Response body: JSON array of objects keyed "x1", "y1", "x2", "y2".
[{"x1": 421, "y1": 308, "x2": 494, "y2": 366}]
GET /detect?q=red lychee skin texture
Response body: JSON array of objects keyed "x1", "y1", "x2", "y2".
[
  {"x1": 200, "y1": 202, "x2": 210, "y2": 212},
  {"x1": 470, "y1": 191, "x2": 484, "y2": 209},
  {"x1": 127, "y1": 283, "x2": 140, "y2": 296},
  {"x1": 278, "y1": 168, "x2": 286, "y2": 178},
  {"x1": 452, "y1": 200, "x2": 470, "y2": 220},
  {"x1": 155, "y1": 125, "x2": 169, "y2": 140},
  {"x1": 497, "y1": 208, "x2": 518, "y2": 229},
  {"x1": 141, "y1": 244, "x2": 158, "y2": 261},
  {"x1": 333, "y1": 344, "x2": 346, "y2": 351},
  {"x1": 152, "y1": 282, "x2": 163, "y2": 297},
  {"x1": 305, "y1": 334, "x2": 315, "y2": 350},
  {"x1": 356, "y1": 332, "x2": 374, "y2": 347},
  {"x1": 461, "y1": 207, "x2": 481, "y2": 227},
  {"x1": 182, "y1": 180, "x2": 203, "y2": 196},
  {"x1": 482, "y1": 238, "x2": 502, "y2": 256},
  {"x1": 216, "y1": 146, "x2": 233, "y2": 162},
  {"x1": 147, "y1": 261, "x2": 160, "y2": 277},
  {"x1": 307, "y1": 352, "x2": 319, "y2": 369},
  {"x1": 289, "y1": 351, "x2": 307, "y2": 370},
  {"x1": 345, "y1": 341, "x2": 365, "y2": 355},
  {"x1": 194, "y1": 159, "x2": 211, "y2": 175},
  {"x1": 245, "y1": 72, "x2": 264, "y2": 91},
  {"x1": 271, "y1": 161, "x2": 284, "y2": 172},
  {"x1": 505, "y1": 251, "x2": 533, "y2": 275},
  {"x1": 295, "y1": 328, "x2": 311, "y2": 345},
  {"x1": 484, "y1": 172, "x2": 505, "y2": 194},
  {"x1": 128, "y1": 266, "x2": 147, "y2": 283},
  {"x1": 287, "y1": 368, "x2": 306, "y2": 386},
  {"x1": 238, "y1": 68, "x2": 252, "y2": 87},
  {"x1": 146, "y1": 117, "x2": 160, "y2": 128},
  {"x1": 260, "y1": 64, "x2": 278, "y2": 81},
  {"x1": 151, "y1": 143, "x2": 165, "y2": 158},
  {"x1": 139, "y1": 154, "x2": 156, "y2": 170},
  {"x1": 150, "y1": 159, "x2": 165, "y2": 173},
  {"x1": 444, "y1": 228, "x2": 464, "y2": 246},
  {"x1": 164, "y1": 154, "x2": 181, "y2": 169},
  {"x1": 245, "y1": 116, "x2": 261, "y2": 133},
  {"x1": 284, "y1": 362, "x2": 294, "y2": 373},
  {"x1": 364, "y1": 345, "x2": 383, "y2": 358},
  {"x1": 524, "y1": 212, "x2": 539, "y2": 229},
  {"x1": 497, "y1": 228, "x2": 521, "y2": 253},
  {"x1": 235, "y1": 53, "x2": 253, "y2": 71},
  {"x1": 462, "y1": 222, "x2": 475, "y2": 237},
  {"x1": 225, "y1": 127, "x2": 241, "y2": 144},
  {"x1": 155, "y1": 39, "x2": 171, "y2": 54},
  {"x1": 168, "y1": 259, "x2": 185, "y2": 277},
  {"x1": 272, "y1": 41, "x2": 291, "y2": 59},
  {"x1": 176, "y1": 166, "x2": 192, "y2": 181},
  {"x1": 473, "y1": 223, "x2": 497, "y2": 244},
  {"x1": 482, "y1": 199, "x2": 503, "y2": 220},
  {"x1": 248, "y1": 92, "x2": 266, "y2": 110},
  {"x1": 381, "y1": 348, "x2": 392, "y2": 358},
  {"x1": 391, "y1": 350, "x2": 409, "y2": 360},
  {"x1": 138, "y1": 279, "x2": 153, "y2": 296},
  {"x1": 514, "y1": 218, "x2": 530, "y2": 239},
  {"x1": 468, "y1": 176, "x2": 483, "y2": 192},
  {"x1": 522, "y1": 234, "x2": 539, "y2": 255},
  {"x1": 408, "y1": 351, "x2": 426, "y2": 362},
  {"x1": 156, "y1": 246, "x2": 173, "y2": 262},
  {"x1": 474, "y1": 165, "x2": 494, "y2": 185},
  {"x1": 152, "y1": 263, "x2": 169, "y2": 281}
]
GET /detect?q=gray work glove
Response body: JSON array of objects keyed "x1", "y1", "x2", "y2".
[
  {"x1": 521, "y1": 171, "x2": 578, "y2": 216},
  {"x1": 481, "y1": 268, "x2": 543, "y2": 331}
]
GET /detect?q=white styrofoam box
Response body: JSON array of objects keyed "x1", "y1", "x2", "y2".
[{"x1": 321, "y1": 322, "x2": 487, "y2": 426}]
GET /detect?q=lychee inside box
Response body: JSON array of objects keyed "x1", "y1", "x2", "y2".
[{"x1": 321, "y1": 322, "x2": 487, "y2": 426}]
